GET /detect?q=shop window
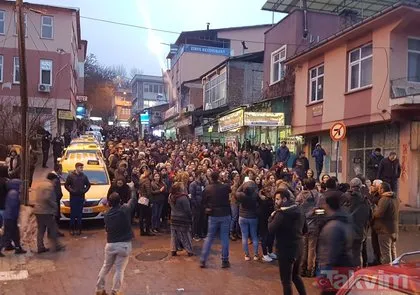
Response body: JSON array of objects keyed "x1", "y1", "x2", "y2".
[{"x1": 347, "y1": 124, "x2": 399, "y2": 179}]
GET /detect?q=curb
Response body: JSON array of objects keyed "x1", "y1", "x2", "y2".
[{"x1": 399, "y1": 224, "x2": 420, "y2": 232}]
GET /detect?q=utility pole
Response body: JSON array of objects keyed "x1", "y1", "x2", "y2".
[{"x1": 17, "y1": 0, "x2": 29, "y2": 205}]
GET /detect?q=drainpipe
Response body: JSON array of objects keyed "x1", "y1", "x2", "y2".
[{"x1": 302, "y1": 0, "x2": 309, "y2": 39}]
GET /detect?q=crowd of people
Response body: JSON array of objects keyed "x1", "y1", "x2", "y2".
[
  {"x1": 93, "y1": 127, "x2": 401, "y2": 295},
  {"x1": 0, "y1": 126, "x2": 402, "y2": 295}
]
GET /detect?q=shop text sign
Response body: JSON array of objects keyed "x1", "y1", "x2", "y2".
[
  {"x1": 184, "y1": 44, "x2": 230, "y2": 56},
  {"x1": 175, "y1": 116, "x2": 192, "y2": 128},
  {"x1": 218, "y1": 109, "x2": 244, "y2": 132},
  {"x1": 57, "y1": 109, "x2": 73, "y2": 120},
  {"x1": 244, "y1": 112, "x2": 285, "y2": 127}
]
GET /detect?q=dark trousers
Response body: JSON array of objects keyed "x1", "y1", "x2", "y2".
[
  {"x1": 0, "y1": 219, "x2": 21, "y2": 250},
  {"x1": 316, "y1": 163, "x2": 323, "y2": 181},
  {"x1": 29, "y1": 167, "x2": 36, "y2": 188},
  {"x1": 351, "y1": 238, "x2": 363, "y2": 268},
  {"x1": 35, "y1": 214, "x2": 60, "y2": 251},
  {"x1": 53, "y1": 153, "x2": 61, "y2": 165},
  {"x1": 139, "y1": 204, "x2": 152, "y2": 233},
  {"x1": 278, "y1": 254, "x2": 307, "y2": 295},
  {"x1": 70, "y1": 197, "x2": 84, "y2": 227},
  {"x1": 42, "y1": 148, "x2": 49, "y2": 167},
  {"x1": 371, "y1": 228, "x2": 381, "y2": 264},
  {"x1": 362, "y1": 239, "x2": 368, "y2": 267},
  {"x1": 259, "y1": 222, "x2": 274, "y2": 255},
  {"x1": 192, "y1": 206, "x2": 205, "y2": 238}
]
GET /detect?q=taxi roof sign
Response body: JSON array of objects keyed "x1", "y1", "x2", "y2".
[{"x1": 87, "y1": 159, "x2": 100, "y2": 165}]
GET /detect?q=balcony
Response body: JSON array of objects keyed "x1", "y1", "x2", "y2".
[{"x1": 390, "y1": 78, "x2": 420, "y2": 106}]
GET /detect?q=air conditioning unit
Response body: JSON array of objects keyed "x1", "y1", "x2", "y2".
[
  {"x1": 186, "y1": 104, "x2": 195, "y2": 112},
  {"x1": 38, "y1": 84, "x2": 51, "y2": 93},
  {"x1": 205, "y1": 103, "x2": 212, "y2": 110}
]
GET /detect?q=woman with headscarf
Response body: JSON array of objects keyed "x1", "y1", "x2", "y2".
[{"x1": 169, "y1": 182, "x2": 194, "y2": 257}]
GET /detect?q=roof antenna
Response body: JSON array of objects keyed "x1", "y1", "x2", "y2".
[{"x1": 206, "y1": 22, "x2": 210, "y2": 30}]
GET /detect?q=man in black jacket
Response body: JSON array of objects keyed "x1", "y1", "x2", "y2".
[
  {"x1": 259, "y1": 143, "x2": 273, "y2": 169},
  {"x1": 200, "y1": 171, "x2": 231, "y2": 269},
  {"x1": 292, "y1": 151, "x2": 310, "y2": 180},
  {"x1": 41, "y1": 130, "x2": 51, "y2": 168},
  {"x1": 377, "y1": 152, "x2": 401, "y2": 193},
  {"x1": 366, "y1": 148, "x2": 383, "y2": 182},
  {"x1": 342, "y1": 178, "x2": 371, "y2": 268},
  {"x1": 51, "y1": 134, "x2": 64, "y2": 165},
  {"x1": 268, "y1": 188, "x2": 307, "y2": 295},
  {"x1": 64, "y1": 162, "x2": 91, "y2": 235},
  {"x1": 0, "y1": 166, "x2": 8, "y2": 229},
  {"x1": 95, "y1": 192, "x2": 136, "y2": 295}
]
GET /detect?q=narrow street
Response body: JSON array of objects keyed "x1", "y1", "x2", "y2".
[{"x1": 1, "y1": 222, "x2": 420, "y2": 295}]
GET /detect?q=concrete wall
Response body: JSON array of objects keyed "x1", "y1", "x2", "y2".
[
  {"x1": 227, "y1": 60, "x2": 263, "y2": 108},
  {"x1": 263, "y1": 10, "x2": 342, "y2": 89},
  {"x1": 217, "y1": 26, "x2": 269, "y2": 56}
]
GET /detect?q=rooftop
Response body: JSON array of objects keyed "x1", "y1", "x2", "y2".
[{"x1": 262, "y1": 0, "x2": 420, "y2": 17}]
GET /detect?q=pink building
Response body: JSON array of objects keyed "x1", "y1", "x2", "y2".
[
  {"x1": 166, "y1": 25, "x2": 271, "y2": 111},
  {"x1": 288, "y1": 3, "x2": 420, "y2": 207},
  {"x1": 0, "y1": 1, "x2": 86, "y2": 141}
]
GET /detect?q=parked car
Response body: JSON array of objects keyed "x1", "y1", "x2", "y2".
[{"x1": 336, "y1": 251, "x2": 420, "y2": 294}]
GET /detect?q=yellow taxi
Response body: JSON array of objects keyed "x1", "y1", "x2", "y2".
[
  {"x1": 60, "y1": 142, "x2": 104, "y2": 162},
  {"x1": 59, "y1": 156, "x2": 110, "y2": 220}
]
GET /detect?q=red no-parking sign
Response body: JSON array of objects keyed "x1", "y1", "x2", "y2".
[{"x1": 330, "y1": 122, "x2": 346, "y2": 141}]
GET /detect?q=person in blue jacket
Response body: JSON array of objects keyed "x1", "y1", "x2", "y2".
[
  {"x1": 276, "y1": 141, "x2": 290, "y2": 165},
  {"x1": 312, "y1": 143, "x2": 326, "y2": 181},
  {"x1": 0, "y1": 179, "x2": 27, "y2": 257}
]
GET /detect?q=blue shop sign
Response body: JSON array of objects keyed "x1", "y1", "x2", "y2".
[{"x1": 184, "y1": 44, "x2": 230, "y2": 56}]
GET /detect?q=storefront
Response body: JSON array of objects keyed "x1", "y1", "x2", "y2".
[
  {"x1": 164, "y1": 120, "x2": 176, "y2": 139},
  {"x1": 304, "y1": 123, "x2": 400, "y2": 182},
  {"x1": 218, "y1": 109, "x2": 245, "y2": 145},
  {"x1": 57, "y1": 109, "x2": 75, "y2": 134},
  {"x1": 175, "y1": 116, "x2": 193, "y2": 139}
]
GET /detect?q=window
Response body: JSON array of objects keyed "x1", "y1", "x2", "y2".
[
  {"x1": 309, "y1": 64, "x2": 324, "y2": 103},
  {"x1": 153, "y1": 84, "x2": 159, "y2": 93},
  {"x1": 408, "y1": 38, "x2": 420, "y2": 82},
  {"x1": 348, "y1": 43, "x2": 372, "y2": 91},
  {"x1": 0, "y1": 55, "x2": 3, "y2": 82},
  {"x1": 203, "y1": 70, "x2": 227, "y2": 110},
  {"x1": 13, "y1": 57, "x2": 20, "y2": 84},
  {"x1": 0, "y1": 10, "x2": 5, "y2": 35},
  {"x1": 14, "y1": 13, "x2": 27, "y2": 36},
  {"x1": 40, "y1": 59, "x2": 53, "y2": 85},
  {"x1": 41, "y1": 16, "x2": 53, "y2": 39},
  {"x1": 270, "y1": 45, "x2": 287, "y2": 84}
]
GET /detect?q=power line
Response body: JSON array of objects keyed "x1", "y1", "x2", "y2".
[{"x1": 80, "y1": 16, "x2": 180, "y2": 35}]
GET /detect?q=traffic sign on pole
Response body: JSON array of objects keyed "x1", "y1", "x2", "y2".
[{"x1": 330, "y1": 122, "x2": 346, "y2": 141}]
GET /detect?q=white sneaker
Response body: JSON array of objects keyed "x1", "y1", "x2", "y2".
[
  {"x1": 253, "y1": 255, "x2": 259, "y2": 261},
  {"x1": 268, "y1": 252, "x2": 277, "y2": 260},
  {"x1": 262, "y1": 255, "x2": 273, "y2": 262},
  {"x1": 244, "y1": 255, "x2": 251, "y2": 261}
]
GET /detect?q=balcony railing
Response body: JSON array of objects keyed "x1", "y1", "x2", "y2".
[{"x1": 390, "y1": 77, "x2": 420, "y2": 106}]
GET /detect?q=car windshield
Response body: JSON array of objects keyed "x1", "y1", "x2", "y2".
[{"x1": 61, "y1": 170, "x2": 109, "y2": 185}]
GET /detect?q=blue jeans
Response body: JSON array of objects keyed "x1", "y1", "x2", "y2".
[
  {"x1": 230, "y1": 204, "x2": 240, "y2": 234},
  {"x1": 151, "y1": 202, "x2": 164, "y2": 230},
  {"x1": 200, "y1": 215, "x2": 231, "y2": 262},
  {"x1": 0, "y1": 210, "x2": 4, "y2": 228},
  {"x1": 70, "y1": 197, "x2": 84, "y2": 227},
  {"x1": 239, "y1": 217, "x2": 259, "y2": 256}
]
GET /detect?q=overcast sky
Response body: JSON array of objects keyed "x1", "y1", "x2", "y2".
[{"x1": 29, "y1": 0, "x2": 284, "y2": 76}]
